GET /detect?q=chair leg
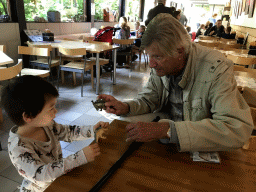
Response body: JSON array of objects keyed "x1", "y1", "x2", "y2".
[
  {"x1": 139, "y1": 52, "x2": 141, "y2": 64},
  {"x1": 61, "y1": 71, "x2": 65, "y2": 84},
  {"x1": 81, "y1": 72, "x2": 84, "y2": 97},
  {"x1": 73, "y1": 72, "x2": 76, "y2": 85},
  {"x1": 0, "y1": 108, "x2": 3, "y2": 123},
  {"x1": 91, "y1": 68, "x2": 94, "y2": 89}
]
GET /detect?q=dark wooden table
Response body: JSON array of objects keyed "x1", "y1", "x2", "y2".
[{"x1": 46, "y1": 120, "x2": 256, "y2": 192}]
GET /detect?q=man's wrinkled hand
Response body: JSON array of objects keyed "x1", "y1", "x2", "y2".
[{"x1": 126, "y1": 122, "x2": 170, "y2": 142}]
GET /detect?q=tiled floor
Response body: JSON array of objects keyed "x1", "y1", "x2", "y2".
[{"x1": 0, "y1": 59, "x2": 150, "y2": 192}]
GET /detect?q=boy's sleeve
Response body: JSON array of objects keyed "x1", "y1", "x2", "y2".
[
  {"x1": 10, "y1": 142, "x2": 87, "y2": 184},
  {"x1": 52, "y1": 122, "x2": 94, "y2": 142}
]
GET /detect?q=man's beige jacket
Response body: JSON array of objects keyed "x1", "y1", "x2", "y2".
[{"x1": 126, "y1": 43, "x2": 253, "y2": 152}]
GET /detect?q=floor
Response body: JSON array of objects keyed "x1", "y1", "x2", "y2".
[{"x1": 0, "y1": 59, "x2": 150, "y2": 192}]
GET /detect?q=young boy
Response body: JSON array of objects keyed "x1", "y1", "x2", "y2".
[{"x1": 1, "y1": 75, "x2": 109, "y2": 192}]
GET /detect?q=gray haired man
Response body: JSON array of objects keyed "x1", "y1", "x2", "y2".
[{"x1": 99, "y1": 14, "x2": 253, "y2": 152}]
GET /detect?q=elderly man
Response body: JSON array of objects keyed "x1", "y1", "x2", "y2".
[
  {"x1": 209, "y1": 19, "x2": 225, "y2": 37},
  {"x1": 99, "y1": 14, "x2": 253, "y2": 152},
  {"x1": 145, "y1": 0, "x2": 172, "y2": 26}
]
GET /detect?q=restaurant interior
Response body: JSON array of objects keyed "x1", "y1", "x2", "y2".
[{"x1": 0, "y1": 0, "x2": 256, "y2": 191}]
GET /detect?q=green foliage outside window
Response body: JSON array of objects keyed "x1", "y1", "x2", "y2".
[
  {"x1": 94, "y1": 0, "x2": 119, "y2": 21},
  {"x1": 24, "y1": 0, "x2": 85, "y2": 22},
  {"x1": 0, "y1": 0, "x2": 8, "y2": 15}
]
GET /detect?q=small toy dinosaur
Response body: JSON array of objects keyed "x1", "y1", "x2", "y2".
[
  {"x1": 94, "y1": 126, "x2": 108, "y2": 143},
  {"x1": 91, "y1": 99, "x2": 106, "y2": 111}
]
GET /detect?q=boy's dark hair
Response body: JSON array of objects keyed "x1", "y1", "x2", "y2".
[{"x1": 1, "y1": 75, "x2": 59, "y2": 126}]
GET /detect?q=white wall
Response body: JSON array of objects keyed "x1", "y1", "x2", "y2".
[
  {"x1": 230, "y1": 1, "x2": 256, "y2": 29},
  {"x1": 0, "y1": 23, "x2": 20, "y2": 64},
  {"x1": 27, "y1": 22, "x2": 91, "y2": 35}
]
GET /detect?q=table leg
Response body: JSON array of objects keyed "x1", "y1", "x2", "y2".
[
  {"x1": 113, "y1": 49, "x2": 117, "y2": 85},
  {"x1": 96, "y1": 53, "x2": 100, "y2": 95}
]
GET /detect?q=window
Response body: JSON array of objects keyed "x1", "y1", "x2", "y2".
[
  {"x1": 24, "y1": 0, "x2": 85, "y2": 22},
  {"x1": 125, "y1": 0, "x2": 140, "y2": 22},
  {"x1": 94, "y1": 0, "x2": 119, "y2": 21},
  {"x1": 0, "y1": 0, "x2": 11, "y2": 22}
]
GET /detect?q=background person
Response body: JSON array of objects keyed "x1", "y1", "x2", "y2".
[
  {"x1": 98, "y1": 13, "x2": 253, "y2": 152},
  {"x1": 208, "y1": 19, "x2": 225, "y2": 37},
  {"x1": 204, "y1": 22, "x2": 213, "y2": 36},
  {"x1": 145, "y1": 0, "x2": 172, "y2": 26},
  {"x1": 178, "y1": 9, "x2": 188, "y2": 26}
]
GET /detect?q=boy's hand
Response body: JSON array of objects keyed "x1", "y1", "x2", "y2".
[
  {"x1": 83, "y1": 143, "x2": 100, "y2": 162},
  {"x1": 93, "y1": 121, "x2": 110, "y2": 142},
  {"x1": 93, "y1": 121, "x2": 109, "y2": 132}
]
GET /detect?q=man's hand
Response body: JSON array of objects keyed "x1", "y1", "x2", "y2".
[
  {"x1": 82, "y1": 143, "x2": 100, "y2": 162},
  {"x1": 126, "y1": 122, "x2": 170, "y2": 142},
  {"x1": 97, "y1": 94, "x2": 130, "y2": 115},
  {"x1": 209, "y1": 31, "x2": 215, "y2": 36}
]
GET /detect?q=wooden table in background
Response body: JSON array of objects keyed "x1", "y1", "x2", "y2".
[
  {"x1": 30, "y1": 40, "x2": 119, "y2": 95},
  {"x1": 0, "y1": 51, "x2": 13, "y2": 65},
  {"x1": 45, "y1": 119, "x2": 256, "y2": 192}
]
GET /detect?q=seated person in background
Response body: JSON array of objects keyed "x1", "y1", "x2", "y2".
[
  {"x1": 115, "y1": 16, "x2": 131, "y2": 66},
  {"x1": 3, "y1": 75, "x2": 109, "y2": 192},
  {"x1": 173, "y1": 10, "x2": 181, "y2": 20},
  {"x1": 208, "y1": 19, "x2": 225, "y2": 37},
  {"x1": 132, "y1": 25, "x2": 146, "y2": 61},
  {"x1": 115, "y1": 16, "x2": 130, "y2": 39},
  {"x1": 204, "y1": 23, "x2": 213, "y2": 36},
  {"x1": 186, "y1": 26, "x2": 196, "y2": 42},
  {"x1": 205, "y1": 21, "x2": 211, "y2": 30},
  {"x1": 196, "y1": 24, "x2": 206, "y2": 37},
  {"x1": 131, "y1": 21, "x2": 140, "y2": 36},
  {"x1": 135, "y1": 25, "x2": 146, "y2": 47},
  {"x1": 99, "y1": 13, "x2": 253, "y2": 152},
  {"x1": 222, "y1": 26, "x2": 236, "y2": 39}
]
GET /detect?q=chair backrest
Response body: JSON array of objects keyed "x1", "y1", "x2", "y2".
[
  {"x1": 59, "y1": 47, "x2": 86, "y2": 56},
  {"x1": 18, "y1": 46, "x2": 51, "y2": 57},
  {"x1": 83, "y1": 36, "x2": 94, "y2": 42},
  {"x1": 218, "y1": 43, "x2": 241, "y2": 50},
  {"x1": 87, "y1": 40, "x2": 110, "y2": 46},
  {"x1": 233, "y1": 65, "x2": 245, "y2": 72},
  {"x1": 227, "y1": 54, "x2": 256, "y2": 66},
  {"x1": 113, "y1": 38, "x2": 135, "y2": 45},
  {"x1": 27, "y1": 41, "x2": 53, "y2": 51},
  {"x1": 250, "y1": 107, "x2": 256, "y2": 130},
  {"x1": 198, "y1": 41, "x2": 219, "y2": 48},
  {"x1": 242, "y1": 87, "x2": 256, "y2": 108},
  {"x1": 0, "y1": 45, "x2": 6, "y2": 53},
  {"x1": 0, "y1": 59, "x2": 22, "y2": 81},
  {"x1": 199, "y1": 36, "x2": 216, "y2": 40}
]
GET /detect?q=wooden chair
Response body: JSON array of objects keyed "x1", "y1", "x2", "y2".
[
  {"x1": 83, "y1": 36, "x2": 94, "y2": 42},
  {"x1": 233, "y1": 65, "x2": 246, "y2": 72},
  {"x1": 198, "y1": 41, "x2": 220, "y2": 48},
  {"x1": 19, "y1": 45, "x2": 59, "y2": 81},
  {"x1": 218, "y1": 42, "x2": 241, "y2": 50},
  {"x1": 227, "y1": 54, "x2": 256, "y2": 67},
  {"x1": 242, "y1": 87, "x2": 256, "y2": 108},
  {"x1": 113, "y1": 38, "x2": 135, "y2": 67},
  {"x1": 57, "y1": 47, "x2": 94, "y2": 97},
  {"x1": 132, "y1": 47, "x2": 149, "y2": 68},
  {"x1": 0, "y1": 45, "x2": 6, "y2": 53},
  {"x1": 0, "y1": 59, "x2": 49, "y2": 123},
  {"x1": 240, "y1": 87, "x2": 256, "y2": 149},
  {"x1": 198, "y1": 36, "x2": 216, "y2": 40}
]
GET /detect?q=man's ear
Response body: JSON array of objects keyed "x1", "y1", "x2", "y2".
[{"x1": 22, "y1": 112, "x2": 32, "y2": 124}]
